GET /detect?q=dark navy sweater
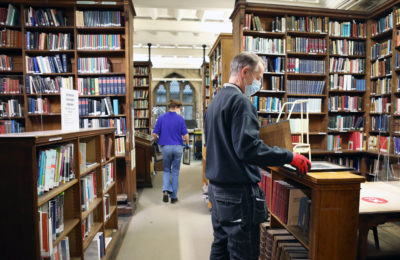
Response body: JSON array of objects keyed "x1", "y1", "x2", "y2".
[{"x1": 204, "y1": 84, "x2": 293, "y2": 185}]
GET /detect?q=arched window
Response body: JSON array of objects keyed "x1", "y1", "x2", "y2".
[{"x1": 154, "y1": 74, "x2": 196, "y2": 127}]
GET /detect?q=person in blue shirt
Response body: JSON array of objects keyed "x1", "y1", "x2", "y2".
[{"x1": 152, "y1": 100, "x2": 190, "y2": 203}]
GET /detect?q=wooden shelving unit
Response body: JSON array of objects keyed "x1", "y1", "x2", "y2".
[
  {"x1": 133, "y1": 61, "x2": 152, "y2": 134},
  {"x1": 208, "y1": 33, "x2": 234, "y2": 101},
  {"x1": 267, "y1": 166, "x2": 365, "y2": 259},
  {"x1": 0, "y1": 128, "x2": 119, "y2": 259}
]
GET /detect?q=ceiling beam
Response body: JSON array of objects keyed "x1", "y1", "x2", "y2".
[
  {"x1": 134, "y1": 47, "x2": 206, "y2": 57},
  {"x1": 134, "y1": 31, "x2": 218, "y2": 46},
  {"x1": 133, "y1": 0, "x2": 233, "y2": 9}
]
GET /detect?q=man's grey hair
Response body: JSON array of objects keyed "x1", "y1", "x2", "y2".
[{"x1": 230, "y1": 52, "x2": 265, "y2": 76}]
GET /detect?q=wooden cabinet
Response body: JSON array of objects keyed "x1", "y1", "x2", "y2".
[
  {"x1": 267, "y1": 166, "x2": 365, "y2": 259},
  {"x1": 135, "y1": 132, "x2": 154, "y2": 187}
]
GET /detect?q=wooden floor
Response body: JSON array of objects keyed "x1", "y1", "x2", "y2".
[{"x1": 366, "y1": 222, "x2": 400, "y2": 259}]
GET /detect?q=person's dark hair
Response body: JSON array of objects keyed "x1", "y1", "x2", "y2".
[
  {"x1": 168, "y1": 100, "x2": 182, "y2": 109},
  {"x1": 230, "y1": 52, "x2": 265, "y2": 76}
]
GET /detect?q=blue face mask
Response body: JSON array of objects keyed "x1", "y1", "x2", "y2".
[{"x1": 245, "y1": 78, "x2": 261, "y2": 97}]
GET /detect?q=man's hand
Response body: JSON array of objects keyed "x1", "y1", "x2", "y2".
[{"x1": 290, "y1": 153, "x2": 311, "y2": 175}]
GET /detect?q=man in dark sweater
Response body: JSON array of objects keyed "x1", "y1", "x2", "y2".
[{"x1": 204, "y1": 52, "x2": 311, "y2": 260}]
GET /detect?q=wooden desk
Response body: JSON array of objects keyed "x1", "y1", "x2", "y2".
[
  {"x1": 135, "y1": 133, "x2": 154, "y2": 187},
  {"x1": 358, "y1": 182, "x2": 400, "y2": 260}
]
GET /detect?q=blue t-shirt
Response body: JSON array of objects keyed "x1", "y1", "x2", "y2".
[{"x1": 153, "y1": 111, "x2": 189, "y2": 145}]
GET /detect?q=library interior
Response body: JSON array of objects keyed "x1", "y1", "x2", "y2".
[{"x1": 2, "y1": 0, "x2": 400, "y2": 259}]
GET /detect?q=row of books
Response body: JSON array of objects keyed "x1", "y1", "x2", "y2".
[
  {"x1": 0, "y1": 77, "x2": 23, "y2": 94},
  {"x1": 258, "y1": 115, "x2": 274, "y2": 128},
  {"x1": 76, "y1": 10, "x2": 122, "y2": 27},
  {"x1": 327, "y1": 134, "x2": 343, "y2": 151},
  {"x1": 371, "y1": 115, "x2": 390, "y2": 132},
  {"x1": 26, "y1": 54, "x2": 69, "y2": 74},
  {"x1": 77, "y1": 76, "x2": 126, "y2": 96},
  {"x1": 133, "y1": 78, "x2": 149, "y2": 87},
  {"x1": 394, "y1": 118, "x2": 400, "y2": 133},
  {"x1": 38, "y1": 193, "x2": 69, "y2": 258},
  {"x1": 262, "y1": 227, "x2": 308, "y2": 260},
  {"x1": 287, "y1": 98, "x2": 322, "y2": 113},
  {"x1": 371, "y1": 58, "x2": 392, "y2": 78},
  {"x1": 289, "y1": 118, "x2": 308, "y2": 133},
  {"x1": 328, "y1": 96, "x2": 363, "y2": 112},
  {"x1": 77, "y1": 57, "x2": 110, "y2": 74},
  {"x1": 368, "y1": 135, "x2": 390, "y2": 153},
  {"x1": 243, "y1": 36, "x2": 285, "y2": 54},
  {"x1": 115, "y1": 136, "x2": 125, "y2": 154},
  {"x1": 371, "y1": 78, "x2": 390, "y2": 95},
  {"x1": 371, "y1": 39, "x2": 391, "y2": 59},
  {"x1": 134, "y1": 90, "x2": 149, "y2": 99},
  {"x1": 330, "y1": 39, "x2": 365, "y2": 56},
  {"x1": 0, "y1": 55, "x2": 13, "y2": 71},
  {"x1": 262, "y1": 56, "x2": 284, "y2": 73},
  {"x1": 25, "y1": 7, "x2": 67, "y2": 27},
  {"x1": 134, "y1": 100, "x2": 149, "y2": 109},
  {"x1": 329, "y1": 75, "x2": 366, "y2": 91},
  {"x1": 328, "y1": 115, "x2": 364, "y2": 131},
  {"x1": 370, "y1": 97, "x2": 391, "y2": 113},
  {"x1": 81, "y1": 172, "x2": 97, "y2": 211},
  {"x1": 0, "y1": 99, "x2": 23, "y2": 117},
  {"x1": 102, "y1": 163, "x2": 114, "y2": 192},
  {"x1": 329, "y1": 133, "x2": 363, "y2": 151},
  {"x1": 396, "y1": 53, "x2": 400, "y2": 69},
  {"x1": 372, "y1": 12, "x2": 393, "y2": 36},
  {"x1": 286, "y1": 80, "x2": 325, "y2": 94},
  {"x1": 367, "y1": 158, "x2": 400, "y2": 180},
  {"x1": 37, "y1": 144, "x2": 75, "y2": 195},
  {"x1": 244, "y1": 14, "x2": 265, "y2": 31},
  {"x1": 0, "y1": 120, "x2": 24, "y2": 134},
  {"x1": 26, "y1": 76, "x2": 73, "y2": 94},
  {"x1": 287, "y1": 59, "x2": 325, "y2": 74},
  {"x1": 82, "y1": 212, "x2": 94, "y2": 239},
  {"x1": 84, "y1": 232, "x2": 107, "y2": 260},
  {"x1": 27, "y1": 97, "x2": 52, "y2": 114},
  {"x1": 258, "y1": 97, "x2": 282, "y2": 113},
  {"x1": 0, "y1": 4, "x2": 20, "y2": 26},
  {"x1": 134, "y1": 118, "x2": 149, "y2": 128},
  {"x1": 264, "y1": 76, "x2": 284, "y2": 91},
  {"x1": 80, "y1": 117, "x2": 126, "y2": 135},
  {"x1": 134, "y1": 109, "x2": 149, "y2": 118},
  {"x1": 79, "y1": 97, "x2": 120, "y2": 116},
  {"x1": 26, "y1": 32, "x2": 72, "y2": 50},
  {"x1": 329, "y1": 57, "x2": 365, "y2": 73},
  {"x1": 328, "y1": 20, "x2": 366, "y2": 38},
  {"x1": 77, "y1": 34, "x2": 121, "y2": 50},
  {"x1": 287, "y1": 37, "x2": 326, "y2": 54},
  {"x1": 0, "y1": 29, "x2": 22, "y2": 48},
  {"x1": 397, "y1": 31, "x2": 400, "y2": 47},
  {"x1": 286, "y1": 16, "x2": 328, "y2": 33},
  {"x1": 327, "y1": 156, "x2": 360, "y2": 171},
  {"x1": 134, "y1": 66, "x2": 149, "y2": 76}
]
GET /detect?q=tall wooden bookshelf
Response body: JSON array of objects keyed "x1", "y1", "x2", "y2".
[
  {"x1": 201, "y1": 62, "x2": 210, "y2": 114},
  {"x1": 1, "y1": 0, "x2": 137, "y2": 213},
  {"x1": 0, "y1": 128, "x2": 119, "y2": 260},
  {"x1": 208, "y1": 33, "x2": 234, "y2": 100},
  {"x1": 231, "y1": 2, "x2": 370, "y2": 176},
  {"x1": 133, "y1": 61, "x2": 152, "y2": 134}
]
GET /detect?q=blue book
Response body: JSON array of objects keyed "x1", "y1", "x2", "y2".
[
  {"x1": 113, "y1": 99, "x2": 119, "y2": 115},
  {"x1": 32, "y1": 57, "x2": 39, "y2": 73}
]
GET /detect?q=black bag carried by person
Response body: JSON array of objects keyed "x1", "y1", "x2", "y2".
[
  {"x1": 183, "y1": 146, "x2": 191, "y2": 165},
  {"x1": 152, "y1": 141, "x2": 163, "y2": 162}
]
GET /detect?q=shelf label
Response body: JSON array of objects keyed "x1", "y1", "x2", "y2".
[
  {"x1": 61, "y1": 88, "x2": 79, "y2": 131},
  {"x1": 49, "y1": 137, "x2": 62, "y2": 142},
  {"x1": 362, "y1": 197, "x2": 388, "y2": 204}
]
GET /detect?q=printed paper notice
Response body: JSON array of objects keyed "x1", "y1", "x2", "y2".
[{"x1": 61, "y1": 88, "x2": 79, "y2": 130}]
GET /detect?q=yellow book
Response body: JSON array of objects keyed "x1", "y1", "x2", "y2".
[{"x1": 95, "y1": 78, "x2": 99, "y2": 95}]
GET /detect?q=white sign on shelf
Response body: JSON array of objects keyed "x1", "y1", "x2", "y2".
[{"x1": 61, "y1": 88, "x2": 79, "y2": 131}]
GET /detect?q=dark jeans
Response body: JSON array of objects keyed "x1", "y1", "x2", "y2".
[{"x1": 208, "y1": 182, "x2": 267, "y2": 260}]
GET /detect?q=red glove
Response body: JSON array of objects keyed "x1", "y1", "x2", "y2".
[{"x1": 290, "y1": 153, "x2": 312, "y2": 175}]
